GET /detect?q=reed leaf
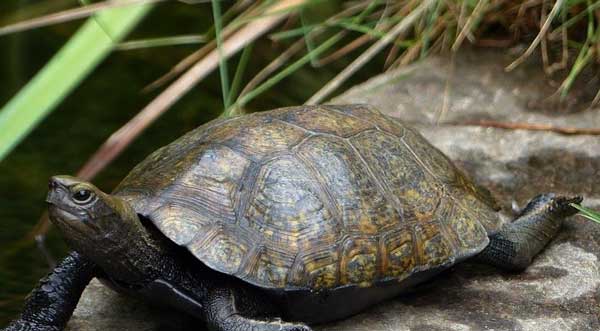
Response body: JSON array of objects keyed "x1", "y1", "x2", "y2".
[
  {"x1": 570, "y1": 203, "x2": 600, "y2": 225},
  {"x1": 0, "y1": 1, "x2": 154, "y2": 162}
]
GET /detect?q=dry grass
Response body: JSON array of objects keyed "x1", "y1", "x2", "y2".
[{"x1": 2, "y1": 0, "x2": 600, "y2": 239}]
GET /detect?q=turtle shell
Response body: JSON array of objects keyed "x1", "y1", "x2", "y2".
[{"x1": 114, "y1": 104, "x2": 502, "y2": 291}]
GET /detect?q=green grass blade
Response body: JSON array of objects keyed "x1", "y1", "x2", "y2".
[
  {"x1": 570, "y1": 203, "x2": 600, "y2": 224},
  {"x1": 335, "y1": 20, "x2": 385, "y2": 38},
  {"x1": 235, "y1": 32, "x2": 344, "y2": 108},
  {"x1": 421, "y1": 0, "x2": 444, "y2": 59},
  {"x1": 212, "y1": 0, "x2": 230, "y2": 109},
  {"x1": 224, "y1": 43, "x2": 254, "y2": 116},
  {"x1": 300, "y1": 9, "x2": 318, "y2": 67},
  {"x1": 0, "y1": 2, "x2": 153, "y2": 163},
  {"x1": 270, "y1": 23, "x2": 319, "y2": 40}
]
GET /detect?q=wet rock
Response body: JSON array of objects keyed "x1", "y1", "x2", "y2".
[{"x1": 67, "y1": 49, "x2": 600, "y2": 331}]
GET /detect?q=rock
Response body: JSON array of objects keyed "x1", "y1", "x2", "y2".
[{"x1": 67, "y1": 49, "x2": 600, "y2": 331}]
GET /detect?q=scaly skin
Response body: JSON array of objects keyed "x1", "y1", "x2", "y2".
[
  {"x1": 3, "y1": 251, "x2": 96, "y2": 331},
  {"x1": 204, "y1": 288, "x2": 311, "y2": 331},
  {"x1": 476, "y1": 194, "x2": 582, "y2": 271}
]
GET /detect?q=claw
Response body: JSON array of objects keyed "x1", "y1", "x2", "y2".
[{"x1": 550, "y1": 195, "x2": 583, "y2": 216}]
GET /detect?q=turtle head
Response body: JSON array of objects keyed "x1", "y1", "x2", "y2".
[
  {"x1": 47, "y1": 175, "x2": 164, "y2": 283},
  {"x1": 46, "y1": 175, "x2": 139, "y2": 254}
]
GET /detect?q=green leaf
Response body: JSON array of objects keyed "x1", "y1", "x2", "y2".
[
  {"x1": 570, "y1": 203, "x2": 600, "y2": 224},
  {"x1": 212, "y1": 0, "x2": 230, "y2": 109},
  {"x1": 0, "y1": 1, "x2": 154, "y2": 162},
  {"x1": 224, "y1": 43, "x2": 254, "y2": 116}
]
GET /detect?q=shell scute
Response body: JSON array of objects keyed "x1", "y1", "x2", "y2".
[
  {"x1": 292, "y1": 249, "x2": 340, "y2": 289},
  {"x1": 340, "y1": 237, "x2": 378, "y2": 287},
  {"x1": 253, "y1": 247, "x2": 296, "y2": 288},
  {"x1": 350, "y1": 130, "x2": 444, "y2": 223},
  {"x1": 445, "y1": 204, "x2": 489, "y2": 251},
  {"x1": 209, "y1": 116, "x2": 307, "y2": 160},
  {"x1": 402, "y1": 128, "x2": 459, "y2": 185},
  {"x1": 381, "y1": 228, "x2": 416, "y2": 282},
  {"x1": 190, "y1": 226, "x2": 249, "y2": 275},
  {"x1": 152, "y1": 204, "x2": 202, "y2": 246},
  {"x1": 296, "y1": 135, "x2": 402, "y2": 235},
  {"x1": 414, "y1": 221, "x2": 455, "y2": 269},
  {"x1": 325, "y1": 104, "x2": 406, "y2": 137},
  {"x1": 160, "y1": 145, "x2": 247, "y2": 224},
  {"x1": 276, "y1": 105, "x2": 373, "y2": 137},
  {"x1": 245, "y1": 156, "x2": 341, "y2": 251}
]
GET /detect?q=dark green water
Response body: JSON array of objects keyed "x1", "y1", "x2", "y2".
[{"x1": 0, "y1": 1, "x2": 378, "y2": 325}]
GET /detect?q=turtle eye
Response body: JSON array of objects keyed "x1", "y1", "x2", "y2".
[{"x1": 72, "y1": 189, "x2": 94, "y2": 204}]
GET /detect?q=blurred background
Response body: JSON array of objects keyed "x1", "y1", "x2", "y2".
[{"x1": 1, "y1": 0, "x2": 599, "y2": 325}]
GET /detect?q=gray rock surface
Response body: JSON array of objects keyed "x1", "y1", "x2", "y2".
[{"x1": 67, "y1": 49, "x2": 600, "y2": 331}]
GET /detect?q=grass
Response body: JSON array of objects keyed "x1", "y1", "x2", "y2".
[
  {"x1": 2, "y1": 0, "x2": 600, "y2": 165},
  {"x1": 0, "y1": 0, "x2": 154, "y2": 163},
  {"x1": 571, "y1": 203, "x2": 600, "y2": 225},
  {"x1": 1, "y1": 0, "x2": 600, "y2": 238}
]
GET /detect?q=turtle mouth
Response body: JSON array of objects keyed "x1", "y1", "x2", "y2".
[
  {"x1": 48, "y1": 204, "x2": 97, "y2": 239},
  {"x1": 48, "y1": 204, "x2": 82, "y2": 223}
]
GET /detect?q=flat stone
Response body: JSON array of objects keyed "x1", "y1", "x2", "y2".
[{"x1": 67, "y1": 49, "x2": 600, "y2": 331}]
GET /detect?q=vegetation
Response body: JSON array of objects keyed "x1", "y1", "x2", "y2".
[
  {"x1": 2, "y1": 0, "x2": 600, "y2": 172},
  {"x1": 571, "y1": 203, "x2": 600, "y2": 224}
]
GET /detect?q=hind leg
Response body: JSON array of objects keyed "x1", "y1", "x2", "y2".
[
  {"x1": 476, "y1": 194, "x2": 582, "y2": 271},
  {"x1": 204, "y1": 288, "x2": 311, "y2": 331}
]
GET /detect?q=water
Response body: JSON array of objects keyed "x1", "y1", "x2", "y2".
[{"x1": 0, "y1": 1, "x2": 376, "y2": 325}]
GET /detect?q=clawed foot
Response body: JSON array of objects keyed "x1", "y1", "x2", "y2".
[
  {"x1": 271, "y1": 319, "x2": 312, "y2": 331},
  {"x1": 525, "y1": 193, "x2": 583, "y2": 218},
  {"x1": 548, "y1": 195, "x2": 583, "y2": 217},
  {"x1": 2, "y1": 320, "x2": 59, "y2": 331},
  {"x1": 281, "y1": 324, "x2": 313, "y2": 331}
]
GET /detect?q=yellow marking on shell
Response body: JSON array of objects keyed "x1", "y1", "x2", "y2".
[
  {"x1": 382, "y1": 229, "x2": 415, "y2": 282},
  {"x1": 305, "y1": 260, "x2": 338, "y2": 289},
  {"x1": 446, "y1": 204, "x2": 488, "y2": 250},
  {"x1": 254, "y1": 248, "x2": 294, "y2": 288},
  {"x1": 350, "y1": 130, "x2": 443, "y2": 224},
  {"x1": 296, "y1": 135, "x2": 402, "y2": 237},
  {"x1": 191, "y1": 229, "x2": 249, "y2": 275},
  {"x1": 245, "y1": 156, "x2": 341, "y2": 255},
  {"x1": 456, "y1": 191, "x2": 502, "y2": 233},
  {"x1": 340, "y1": 238, "x2": 378, "y2": 286},
  {"x1": 282, "y1": 106, "x2": 372, "y2": 137},
  {"x1": 212, "y1": 119, "x2": 307, "y2": 159},
  {"x1": 357, "y1": 215, "x2": 378, "y2": 234},
  {"x1": 324, "y1": 104, "x2": 406, "y2": 137},
  {"x1": 414, "y1": 222, "x2": 453, "y2": 268},
  {"x1": 290, "y1": 250, "x2": 340, "y2": 289}
]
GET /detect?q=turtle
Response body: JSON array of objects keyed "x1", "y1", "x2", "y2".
[{"x1": 4, "y1": 104, "x2": 582, "y2": 331}]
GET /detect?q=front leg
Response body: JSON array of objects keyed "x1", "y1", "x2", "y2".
[
  {"x1": 205, "y1": 288, "x2": 311, "y2": 331},
  {"x1": 3, "y1": 251, "x2": 97, "y2": 331}
]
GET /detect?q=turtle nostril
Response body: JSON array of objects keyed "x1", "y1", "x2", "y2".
[{"x1": 48, "y1": 178, "x2": 59, "y2": 190}]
